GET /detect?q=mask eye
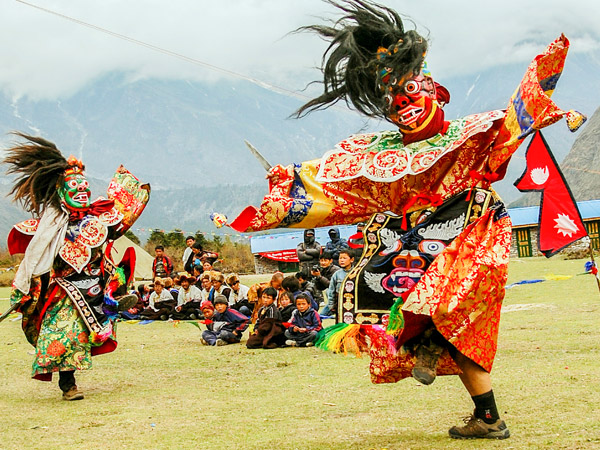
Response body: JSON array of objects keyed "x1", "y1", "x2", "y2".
[
  {"x1": 88, "y1": 285, "x2": 101, "y2": 296},
  {"x1": 68, "y1": 179, "x2": 78, "y2": 188},
  {"x1": 418, "y1": 240, "x2": 446, "y2": 255},
  {"x1": 404, "y1": 80, "x2": 420, "y2": 95}
]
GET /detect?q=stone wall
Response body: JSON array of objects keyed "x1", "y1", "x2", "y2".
[
  {"x1": 253, "y1": 255, "x2": 280, "y2": 274},
  {"x1": 510, "y1": 226, "x2": 591, "y2": 258}
]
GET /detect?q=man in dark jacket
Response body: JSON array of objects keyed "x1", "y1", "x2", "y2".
[
  {"x1": 311, "y1": 251, "x2": 340, "y2": 293},
  {"x1": 296, "y1": 228, "x2": 321, "y2": 274},
  {"x1": 324, "y1": 227, "x2": 350, "y2": 265}
]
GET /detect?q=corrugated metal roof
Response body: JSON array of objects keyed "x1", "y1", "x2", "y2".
[
  {"x1": 250, "y1": 200, "x2": 600, "y2": 252},
  {"x1": 509, "y1": 199, "x2": 600, "y2": 227}
]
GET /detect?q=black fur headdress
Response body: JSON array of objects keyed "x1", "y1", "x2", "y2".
[
  {"x1": 294, "y1": 0, "x2": 427, "y2": 120},
  {"x1": 3, "y1": 133, "x2": 76, "y2": 216}
]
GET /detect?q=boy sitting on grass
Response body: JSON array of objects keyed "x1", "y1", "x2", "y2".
[
  {"x1": 285, "y1": 293, "x2": 322, "y2": 347},
  {"x1": 201, "y1": 294, "x2": 249, "y2": 346},
  {"x1": 246, "y1": 287, "x2": 285, "y2": 349}
]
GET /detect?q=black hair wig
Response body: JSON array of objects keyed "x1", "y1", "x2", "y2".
[
  {"x1": 293, "y1": 0, "x2": 427, "y2": 121},
  {"x1": 3, "y1": 132, "x2": 71, "y2": 216}
]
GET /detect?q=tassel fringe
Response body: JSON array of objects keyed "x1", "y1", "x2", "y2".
[
  {"x1": 386, "y1": 297, "x2": 405, "y2": 336},
  {"x1": 315, "y1": 323, "x2": 370, "y2": 356}
]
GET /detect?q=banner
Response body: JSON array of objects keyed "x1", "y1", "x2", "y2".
[{"x1": 258, "y1": 249, "x2": 299, "y2": 262}]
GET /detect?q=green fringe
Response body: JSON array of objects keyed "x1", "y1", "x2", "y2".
[
  {"x1": 315, "y1": 323, "x2": 350, "y2": 351},
  {"x1": 386, "y1": 296, "x2": 405, "y2": 336}
]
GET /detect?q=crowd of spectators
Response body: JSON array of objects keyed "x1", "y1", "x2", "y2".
[{"x1": 121, "y1": 226, "x2": 364, "y2": 349}]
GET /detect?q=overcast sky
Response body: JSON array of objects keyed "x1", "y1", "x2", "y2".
[{"x1": 1, "y1": 0, "x2": 599, "y2": 100}]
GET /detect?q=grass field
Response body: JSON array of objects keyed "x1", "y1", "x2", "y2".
[{"x1": 0, "y1": 257, "x2": 599, "y2": 450}]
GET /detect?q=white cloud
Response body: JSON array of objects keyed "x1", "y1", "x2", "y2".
[{"x1": 1, "y1": 0, "x2": 598, "y2": 100}]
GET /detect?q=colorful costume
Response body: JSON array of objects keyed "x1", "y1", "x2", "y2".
[
  {"x1": 231, "y1": 32, "x2": 582, "y2": 378},
  {"x1": 225, "y1": 0, "x2": 585, "y2": 439},
  {"x1": 4, "y1": 134, "x2": 149, "y2": 397}
]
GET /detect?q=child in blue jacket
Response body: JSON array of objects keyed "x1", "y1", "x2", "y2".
[
  {"x1": 285, "y1": 293, "x2": 322, "y2": 347},
  {"x1": 201, "y1": 294, "x2": 249, "y2": 346}
]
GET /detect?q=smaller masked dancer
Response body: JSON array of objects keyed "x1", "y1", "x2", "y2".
[{"x1": 3, "y1": 133, "x2": 150, "y2": 400}]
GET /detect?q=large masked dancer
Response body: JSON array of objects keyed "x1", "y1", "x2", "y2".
[
  {"x1": 226, "y1": 0, "x2": 586, "y2": 440},
  {"x1": 4, "y1": 134, "x2": 150, "y2": 400}
]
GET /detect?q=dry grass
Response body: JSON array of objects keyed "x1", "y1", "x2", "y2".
[{"x1": 0, "y1": 257, "x2": 599, "y2": 449}]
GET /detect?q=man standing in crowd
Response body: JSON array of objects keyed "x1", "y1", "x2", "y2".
[
  {"x1": 324, "y1": 227, "x2": 350, "y2": 265},
  {"x1": 296, "y1": 228, "x2": 321, "y2": 274},
  {"x1": 182, "y1": 236, "x2": 196, "y2": 273},
  {"x1": 347, "y1": 222, "x2": 366, "y2": 258},
  {"x1": 152, "y1": 245, "x2": 173, "y2": 279},
  {"x1": 312, "y1": 251, "x2": 340, "y2": 313},
  {"x1": 325, "y1": 249, "x2": 354, "y2": 320}
]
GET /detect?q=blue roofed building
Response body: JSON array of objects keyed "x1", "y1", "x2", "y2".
[
  {"x1": 509, "y1": 199, "x2": 600, "y2": 257},
  {"x1": 249, "y1": 200, "x2": 600, "y2": 273}
]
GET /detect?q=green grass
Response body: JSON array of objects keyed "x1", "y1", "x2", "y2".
[{"x1": 0, "y1": 258, "x2": 599, "y2": 449}]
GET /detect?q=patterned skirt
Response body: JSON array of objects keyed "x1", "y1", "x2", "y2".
[
  {"x1": 369, "y1": 210, "x2": 511, "y2": 383},
  {"x1": 32, "y1": 293, "x2": 92, "y2": 380}
]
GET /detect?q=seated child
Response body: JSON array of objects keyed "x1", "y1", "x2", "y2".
[
  {"x1": 246, "y1": 287, "x2": 285, "y2": 349},
  {"x1": 171, "y1": 274, "x2": 203, "y2": 320},
  {"x1": 199, "y1": 300, "x2": 215, "y2": 345},
  {"x1": 281, "y1": 275, "x2": 318, "y2": 311},
  {"x1": 200, "y1": 300, "x2": 215, "y2": 322},
  {"x1": 285, "y1": 293, "x2": 322, "y2": 347},
  {"x1": 140, "y1": 277, "x2": 176, "y2": 320},
  {"x1": 278, "y1": 291, "x2": 297, "y2": 323},
  {"x1": 201, "y1": 294, "x2": 249, "y2": 346}
]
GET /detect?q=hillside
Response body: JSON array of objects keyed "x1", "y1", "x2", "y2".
[
  {"x1": 561, "y1": 106, "x2": 600, "y2": 201},
  {"x1": 1, "y1": 43, "x2": 599, "y2": 245}
]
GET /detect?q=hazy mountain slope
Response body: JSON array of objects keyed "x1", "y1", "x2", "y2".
[{"x1": 0, "y1": 44, "x2": 598, "y2": 245}]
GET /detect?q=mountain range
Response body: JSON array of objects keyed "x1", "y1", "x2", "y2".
[{"x1": 1, "y1": 42, "x2": 599, "y2": 246}]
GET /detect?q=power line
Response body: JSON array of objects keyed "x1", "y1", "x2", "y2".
[
  {"x1": 13, "y1": 1, "x2": 600, "y2": 178},
  {"x1": 15, "y1": 0, "x2": 312, "y2": 102}
]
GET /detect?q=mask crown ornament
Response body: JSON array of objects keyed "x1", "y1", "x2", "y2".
[{"x1": 65, "y1": 155, "x2": 85, "y2": 175}]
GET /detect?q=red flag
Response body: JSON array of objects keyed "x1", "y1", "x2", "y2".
[{"x1": 514, "y1": 131, "x2": 587, "y2": 257}]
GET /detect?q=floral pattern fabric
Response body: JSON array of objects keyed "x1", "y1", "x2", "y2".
[
  {"x1": 229, "y1": 35, "x2": 576, "y2": 234},
  {"x1": 368, "y1": 210, "x2": 511, "y2": 383},
  {"x1": 316, "y1": 111, "x2": 503, "y2": 183},
  {"x1": 32, "y1": 293, "x2": 92, "y2": 379}
]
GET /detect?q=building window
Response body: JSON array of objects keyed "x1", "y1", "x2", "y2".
[
  {"x1": 516, "y1": 228, "x2": 532, "y2": 258},
  {"x1": 585, "y1": 220, "x2": 600, "y2": 250},
  {"x1": 278, "y1": 261, "x2": 299, "y2": 273}
]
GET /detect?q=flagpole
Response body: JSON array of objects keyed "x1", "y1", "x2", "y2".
[{"x1": 587, "y1": 242, "x2": 600, "y2": 296}]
